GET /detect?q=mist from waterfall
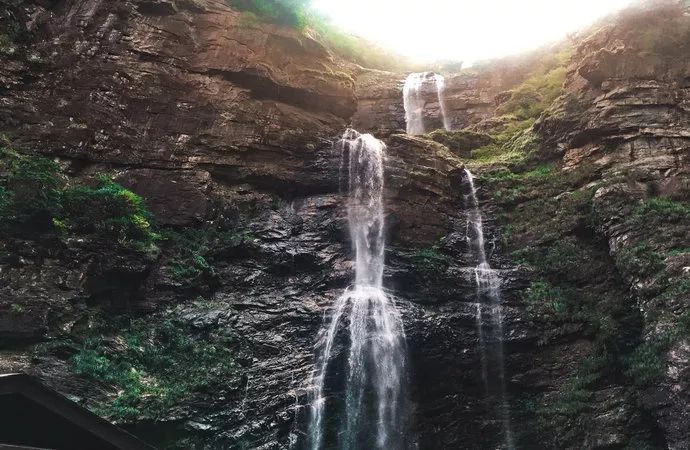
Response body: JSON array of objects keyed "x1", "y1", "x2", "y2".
[
  {"x1": 403, "y1": 72, "x2": 451, "y2": 135},
  {"x1": 463, "y1": 169, "x2": 514, "y2": 450},
  {"x1": 306, "y1": 129, "x2": 409, "y2": 450}
]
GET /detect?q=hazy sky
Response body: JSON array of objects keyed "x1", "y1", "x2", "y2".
[{"x1": 312, "y1": 0, "x2": 635, "y2": 65}]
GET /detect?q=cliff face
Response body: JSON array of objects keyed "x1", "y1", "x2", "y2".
[
  {"x1": 0, "y1": 0, "x2": 688, "y2": 449},
  {"x1": 534, "y1": 6, "x2": 690, "y2": 447}
]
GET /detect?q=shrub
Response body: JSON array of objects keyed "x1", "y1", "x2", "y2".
[
  {"x1": 306, "y1": 13, "x2": 416, "y2": 71},
  {"x1": 524, "y1": 280, "x2": 569, "y2": 320},
  {"x1": 1, "y1": 147, "x2": 157, "y2": 247},
  {"x1": 631, "y1": 197, "x2": 690, "y2": 226},
  {"x1": 228, "y1": 0, "x2": 415, "y2": 71},
  {"x1": 626, "y1": 311, "x2": 690, "y2": 386},
  {"x1": 0, "y1": 148, "x2": 63, "y2": 230},
  {"x1": 468, "y1": 119, "x2": 538, "y2": 165},
  {"x1": 162, "y1": 227, "x2": 255, "y2": 281},
  {"x1": 61, "y1": 177, "x2": 157, "y2": 245},
  {"x1": 483, "y1": 165, "x2": 554, "y2": 183},
  {"x1": 70, "y1": 316, "x2": 246, "y2": 421}
]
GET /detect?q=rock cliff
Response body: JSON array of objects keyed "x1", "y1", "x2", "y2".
[{"x1": 0, "y1": 0, "x2": 688, "y2": 449}]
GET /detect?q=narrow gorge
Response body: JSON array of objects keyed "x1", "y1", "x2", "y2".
[{"x1": 0, "y1": 1, "x2": 688, "y2": 449}]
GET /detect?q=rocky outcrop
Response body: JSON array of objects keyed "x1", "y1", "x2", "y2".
[{"x1": 533, "y1": 4, "x2": 690, "y2": 447}]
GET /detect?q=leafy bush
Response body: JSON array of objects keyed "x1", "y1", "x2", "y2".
[
  {"x1": 626, "y1": 335, "x2": 670, "y2": 386},
  {"x1": 524, "y1": 280, "x2": 569, "y2": 320},
  {"x1": 71, "y1": 316, "x2": 246, "y2": 421},
  {"x1": 0, "y1": 147, "x2": 157, "y2": 247},
  {"x1": 0, "y1": 148, "x2": 63, "y2": 229},
  {"x1": 61, "y1": 177, "x2": 157, "y2": 245},
  {"x1": 482, "y1": 164, "x2": 553, "y2": 183},
  {"x1": 630, "y1": 197, "x2": 690, "y2": 227},
  {"x1": 307, "y1": 14, "x2": 416, "y2": 71},
  {"x1": 162, "y1": 227, "x2": 255, "y2": 281},
  {"x1": 468, "y1": 119, "x2": 539, "y2": 165}
]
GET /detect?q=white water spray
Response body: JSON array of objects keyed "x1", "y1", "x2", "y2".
[
  {"x1": 463, "y1": 169, "x2": 514, "y2": 450},
  {"x1": 307, "y1": 129, "x2": 409, "y2": 449},
  {"x1": 403, "y1": 72, "x2": 451, "y2": 135}
]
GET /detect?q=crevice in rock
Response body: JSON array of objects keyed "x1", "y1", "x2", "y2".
[{"x1": 204, "y1": 68, "x2": 356, "y2": 119}]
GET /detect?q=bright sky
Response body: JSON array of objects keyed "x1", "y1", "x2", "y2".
[{"x1": 312, "y1": 0, "x2": 635, "y2": 65}]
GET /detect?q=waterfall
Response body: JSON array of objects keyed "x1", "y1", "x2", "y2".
[
  {"x1": 463, "y1": 169, "x2": 514, "y2": 450},
  {"x1": 307, "y1": 129, "x2": 409, "y2": 449},
  {"x1": 403, "y1": 72, "x2": 451, "y2": 135},
  {"x1": 435, "y1": 75, "x2": 452, "y2": 132}
]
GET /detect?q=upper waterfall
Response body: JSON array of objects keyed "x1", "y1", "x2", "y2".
[{"x1": 403, "y1": 72, "x2": 451, "y2": 135}]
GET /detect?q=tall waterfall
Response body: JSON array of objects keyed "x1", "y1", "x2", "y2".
[
  {"x1": 403, "y1": 72, "x2": 451, "y2": 135},
  {"x1": 307, "y1": 129, "x2": 409, "y2": 449},
  {"x1": 463, "y1": 169, "x2": 514, "y2": 449}
]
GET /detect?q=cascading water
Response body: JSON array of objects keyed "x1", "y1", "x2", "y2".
[
  {"x1": 463, "y1": 169, "x2": 514, "y2": 449},
  {"x1": 306, "y1": 129, "x2": 409, "y2": 449},
  {"x1": 403, "y1": 72, "x2": 451, "y2": 135}
]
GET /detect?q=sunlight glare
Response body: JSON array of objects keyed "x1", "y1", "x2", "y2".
[{"x1": 312, "y1": 0, "x2": 635, "y2": 65}]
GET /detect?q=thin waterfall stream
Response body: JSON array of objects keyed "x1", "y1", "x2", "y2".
[
  {"x1": 463, "y1": 169, "x2": 514, "y2": 449},
  {"x1": 306, "y1": 129, "x2": 409, "y2": 449}
]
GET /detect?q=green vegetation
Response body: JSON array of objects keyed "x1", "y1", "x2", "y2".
[
  {"x1": 667, "y1": 247, "x2": 690, "y2": 256},
  {"x1": 69, "y1": 315, "x2": 247, "y2": 421},
  {"x1": 61, "y1": 177, "x2": 157, "y2": 246},
  {"x1": 626, "y1": 311, "x2": 690, "y2": 386},
  {"x1": 411, "y1": 246, "x2": 450, "y2": 271},
  {"x1": 0, "y1": 148, "x2": 62, "y2": 229},
  {"x1": 162, "y1": 227, "x2": 255, "y2": 281},
  {"x1": 630, "y1": 197, "x2": 690, "y2": 226},
  {"x1": 0, "y1": 147, "x2": 157, "y2": 248},
  {"x1": 449, "y1": 47, "x2": 571, "y2": 166},
  {"x1": 482, "y1": 164, "x2": 553, "y2": 183},
  {"x1": 426, "y1": 129, "x2": 495, "y2": 157},
  {"x1": 0, "y1": 33, "x2": 15, "y2": 54},
  {"x1": 544, "y1": 354, "x2": 607, "y2": 417},
  {"x1": 309, "y1": 18, "x2": 416, "y2": 71},
  {"x1": 227, "y1": 0, "x2": 310, "y2": 28},
  {"x1": 524, "y1": 280, "x2": 569, "y2": 320},
  {"x1": 496, "y1": 48, "x2": 571, "y2": 121},
  {"x1": 467, "y1": 121, "x2": 539, "y2": 165},
  {"x1": 616, "y1": 243, "x2": 664, "y2": 278}
]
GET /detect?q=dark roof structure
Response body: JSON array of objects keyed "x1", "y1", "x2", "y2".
[{"x1": 0, "y1": 373, "x2": 155, "y2": 450}]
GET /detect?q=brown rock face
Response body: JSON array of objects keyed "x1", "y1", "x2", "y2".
[
  {"x1": 534, "y1": 3, "x2": 690, "y2": 448},
  {"x1": 1, "y1": 0, "x2": 354, "y2": 180},
  {"x1": 116, "y1": 169, "x2": 211, "y2": 226}
]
